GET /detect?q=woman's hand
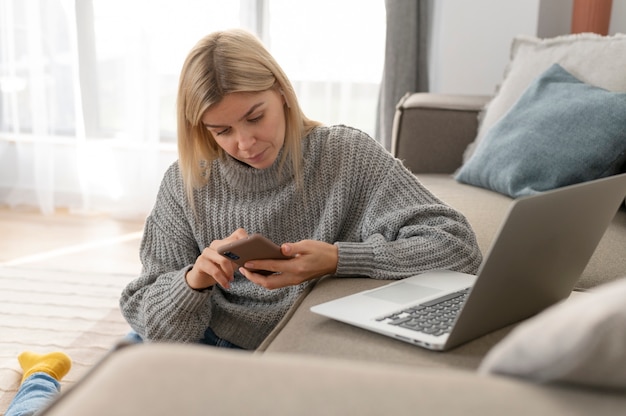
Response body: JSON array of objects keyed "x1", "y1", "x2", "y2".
[
  {"x1": 240, "y1": 240, "x2": 338, "y2": 290},
  {"x1": 185, "y1": 228, "x2": 249, "y2": 290}
]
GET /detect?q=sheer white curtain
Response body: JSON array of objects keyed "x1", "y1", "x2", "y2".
[
  {"x1": 267, "y1": 1, "x2": 385, "y2": 135},
  {"x1": 0, "y1": 0, "x2": 385, "y2": 219}
]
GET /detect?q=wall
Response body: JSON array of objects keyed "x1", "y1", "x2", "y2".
[
  {"x1": 430, "y1": 0, "x2": 626, "y2": 96},
  {"x1": 610, "y1": 0, "x2": 626, "y2": 32}
]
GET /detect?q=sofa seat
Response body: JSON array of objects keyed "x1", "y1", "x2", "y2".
[
  {"x1": 418, "y1": 174, "x2": 626, "y2": 290},
  {"x1": 259, "y1": 275, "x2": 526, "y2": 369}
]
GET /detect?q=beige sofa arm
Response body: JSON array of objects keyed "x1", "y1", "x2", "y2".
[
  {"x1": 391, "y1": 93, "x2": 491, "y2": 174},
  {"x1": 40, "y1": 343, "x2": 626, "y2": 416}
]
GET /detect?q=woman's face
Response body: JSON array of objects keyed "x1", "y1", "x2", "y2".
[{"x1": 201, "y1": 88, "x2": 286, "y2": 169}]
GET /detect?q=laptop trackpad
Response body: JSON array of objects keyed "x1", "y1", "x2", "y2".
[{"x1": 364, "y1": 282, "x2": 442, "y2": 305}]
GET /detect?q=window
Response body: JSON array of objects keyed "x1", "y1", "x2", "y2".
[
  {"x1": 0, "y1": 0, "x2": 385, "y2": 215},
  {"x1": 1, "y1": 0, "x2": 384, "y2": 141},
  {"x1": 267, "y1": 0, "x2": 385, "y2": 135}
]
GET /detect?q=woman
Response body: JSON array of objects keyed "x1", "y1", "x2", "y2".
[{"x1": 120, "y1": 29, "x2": 482, "y2": 350}]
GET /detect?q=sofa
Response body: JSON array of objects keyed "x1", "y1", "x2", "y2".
[{"x1": 41, "y1": 33, "x2": 626, "y2": 415}]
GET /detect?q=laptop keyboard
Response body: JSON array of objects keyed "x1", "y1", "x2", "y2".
[{"x1": 376, "y1": 288, "x2": 470, "y2": 337}]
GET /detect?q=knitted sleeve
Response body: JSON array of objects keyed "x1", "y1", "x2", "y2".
[
  {"x1": 333, "y1": 131, "x2": 482, "y2": 279},
  {"x1": 119, "y1": 163, "x2": 212, "y2": 342}
]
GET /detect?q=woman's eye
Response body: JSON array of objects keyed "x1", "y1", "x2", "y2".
[
  {"x1": 248, "y1": 114, "x2": 263, "y2": 123},
  {"x1": 215, "y1": 127, "x2": 231, "y2": 136}
]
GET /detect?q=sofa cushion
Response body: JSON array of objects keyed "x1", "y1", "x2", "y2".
[
  {"x1": 455, "y1": 63, "x2": 626, "y2": 198},
  {"x1": 479, "y1": 277, "x2": 626, "y2": 390},
  {"x1": 463, "y1": 33, "x2": 626, "y2": 162}
]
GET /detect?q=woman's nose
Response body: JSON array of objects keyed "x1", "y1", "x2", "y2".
[{"x1": 237, "y1": 129, "x2": 256, "y2": 151}]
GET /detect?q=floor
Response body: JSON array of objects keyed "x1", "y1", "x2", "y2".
[
  {"x1": 0, "y1": 206, "x2": 145, "y2": 275},
  {"x1": 0, "y1": 206, "x2": 146, "y2": 413}
]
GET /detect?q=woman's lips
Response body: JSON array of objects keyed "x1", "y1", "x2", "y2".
[{"x1": 244, "y1": 148, "x2": 267, "y2": 164}]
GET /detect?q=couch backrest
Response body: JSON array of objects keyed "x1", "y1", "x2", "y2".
[{"x1": 391, "y1": 93, "x2": 489, "y2": 174}]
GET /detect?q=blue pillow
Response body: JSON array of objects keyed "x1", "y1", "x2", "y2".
[{"x1": 455, "y1": 63, "x2": 626, "y2": 198}]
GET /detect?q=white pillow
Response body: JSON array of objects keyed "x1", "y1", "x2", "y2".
[
  {"x1": 479, "y1": 277, "x2": 626, "y2": 390},
  {"x1": 464, "y1": 33, "x2": 626, "y2": 161}
]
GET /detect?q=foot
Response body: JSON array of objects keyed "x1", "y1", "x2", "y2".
[{"x1": 18, "y1": 351, "x2": 72, "y2": 384}]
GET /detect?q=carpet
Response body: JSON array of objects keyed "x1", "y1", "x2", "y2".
[{"x1": 0, "y1": 266, "x2": 134, "y2": 413}]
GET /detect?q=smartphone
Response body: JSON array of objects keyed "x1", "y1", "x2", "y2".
[{"x1": 216, "y1": 233, "x2": 292, "y2": 275}]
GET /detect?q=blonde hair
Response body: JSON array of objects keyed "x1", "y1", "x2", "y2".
[{"x1": 176, "y1": 29, "x2": 320, "y2": 206}]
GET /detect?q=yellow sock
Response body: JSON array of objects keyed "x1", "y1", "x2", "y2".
[{"x1": 18, "y1": 351, "x2": 72, "y2": 384}]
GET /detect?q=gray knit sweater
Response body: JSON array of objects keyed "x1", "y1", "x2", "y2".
[{"x1": 120, "y1": 125, "x2": 482, "y2": 349}]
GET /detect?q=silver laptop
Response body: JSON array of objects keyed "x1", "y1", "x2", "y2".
[{"x1": 311, "y1": 173, "x2": 626, "y2": 351}]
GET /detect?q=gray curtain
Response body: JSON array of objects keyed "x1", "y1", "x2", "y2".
[{"x1": 376, "y1": 0, "x2": 432, "y2": 151}]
